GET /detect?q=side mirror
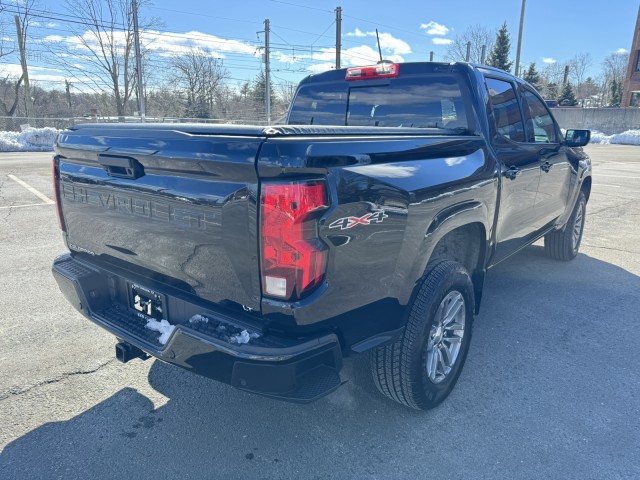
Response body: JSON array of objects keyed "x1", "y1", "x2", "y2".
[{"x1": 565, "y1": 129, "x2": 590, "y2": 147}]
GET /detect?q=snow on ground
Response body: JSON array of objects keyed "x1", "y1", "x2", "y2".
[
  {"x1": 589, "y1": 130, "x2": 640, "y2": 146},
  {"x1": 0, "y1": 127, "x2": 60, "y2": 152}
]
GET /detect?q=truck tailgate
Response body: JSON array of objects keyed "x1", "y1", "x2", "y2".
[{"x1": 55, "y1": 124, "x2": 265, "y2": 312}]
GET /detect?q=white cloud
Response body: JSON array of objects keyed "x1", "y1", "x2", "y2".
[
  {"x1": 274, "y1": 51, "x2": 310, "y2": 64},
  {"x1": 542, "y1": 57, "x2": 556, "y2": 64},
  {"x1": 308, "y1": 43, "x2": 406, "y2": 74},
  {"x1": 420, "y1": 21, "x2": 449, "y2": 36},
  {"x1": 0, "y1": 63, "x2": 72, "y2": 84},
  {"x1": 432, "y1": 38, "x2": 453, "y2": 45},
  {"x1": 47, "y1": 22, "x2": 58, "y2": 28},
  {"x1": 616, "y1": 48, "x2": 628, "y2": 54},
  {"x1": 341, "y1": 30, "x2": 411, "y2": 55},
  {"x1": 143, "y1": 30, "x2": 258, "y2": 58},
  {"x1": 347, "y1": 28, "x2": 367, "y2": 38},
  {"x1": 46, "y1": 29, "x2": 258, "y2": 60},
  {"x1": 376, "y1": 31, "x2": 411, "y2": 55},
  {"x1": 308, "y1": 62, "x2": 335, "y2": 74}
]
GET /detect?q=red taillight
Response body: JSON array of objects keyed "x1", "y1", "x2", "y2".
[
  {"x1": 345, "y1": 62, "x2": 399, "y2": 81},
  {"x1": 53, "y1": 156, "x2": 66, "y2": 232},
  {"x1": 260, "y1": 181, "x2": 328, "y2": 300}
]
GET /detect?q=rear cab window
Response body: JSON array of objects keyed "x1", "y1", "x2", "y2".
[{"x1": 288, "y1": 71, "x2": 474, "y2": 132}]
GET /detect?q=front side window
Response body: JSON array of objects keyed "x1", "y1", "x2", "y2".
[
  {"x1": 485, "y1": 77, "x2": 525, "y2": 142},
  {"x1": 521, "y1": 89, "x2": 558, "y2": 143}
]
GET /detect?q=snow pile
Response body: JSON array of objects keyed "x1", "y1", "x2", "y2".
[
  {"x1": 0, "y1": 127, "x2": 60, "y2": 152},
  {"x1": 188, "y1": 314, "x2": 209, "y2": 324},
  {"x1": 230, "y1": 330, "x2": 260, "y2": 345},
  {"x1": 145, "y1": 318, "x2": 176, "y2": 345},
  {"x1": 589, "y1": 130, "x2": 640, "y2": 146},
  {"x1": 188, "y1": 313, "x2": 260, "y2": 345}
]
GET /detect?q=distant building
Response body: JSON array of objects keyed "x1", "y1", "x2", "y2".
[{"x1": 622, "y1": 5, "x2": 640, "y2": 107}]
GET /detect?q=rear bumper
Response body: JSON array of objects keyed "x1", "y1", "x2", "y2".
[{"x1": 52, "y1": 253, "x2": 343, "y2": 403}]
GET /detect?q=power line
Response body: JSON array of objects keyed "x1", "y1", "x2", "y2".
[{"x1": 267, "y1": 0, "x2": 333, "y2": 14}]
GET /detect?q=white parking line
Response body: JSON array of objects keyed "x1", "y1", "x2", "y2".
[
  {"x1": 596, "y1": 174, "x2": 640, "y2": 179},
  {"x1": 0, "y1": 202, "x2": 55, "y2": 210},
  {"x1": 6, "y1": 174, "x2": 54, "y2": 204},
  {"x1": 596, "y1": 184, "x2": 621, "y2": 188}
]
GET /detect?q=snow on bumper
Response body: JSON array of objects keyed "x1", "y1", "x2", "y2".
[{"x1": 51, "y1": 253, "x2": 343, "y2": 402}]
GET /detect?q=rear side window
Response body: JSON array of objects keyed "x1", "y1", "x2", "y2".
[
  {"x1": 521, "y1": 89, "x2": 558, "y2": 143},
  {"x1": 485, "y1": 77, "x2": 525, "y2": 142},
  {"x1": 288, "y1": 74, "x2": 470, "y2": 130}
]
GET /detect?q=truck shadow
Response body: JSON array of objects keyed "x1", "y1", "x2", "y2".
[{"x1": 2, "y1": 246, "x2": 639, "y2": 479}]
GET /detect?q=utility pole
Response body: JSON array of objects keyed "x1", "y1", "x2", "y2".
[
  {"x1": 65, "y1": 80, "x2": 73, "y2": 117},
  {"x1": 563, "y1": 65, "x2": 569, "y2": 85},
  {"x1": 481, "y1": 45, "x2": 487, "y2": 65},
  {"x1": 264, "y1": 19, "x2": 271, "y2": 124},
  {"x1": 429, "y1": 51, "x2": 434, "y2": 62},
  {"x1": 335, "y1": 6, "x2": 342, "y2": 69},
  {"x1": 14, "y1": 15, "x2": 33, "y2": 125},
  {"x1": 132, "y1": 0, "x2": 145, "y2": 119},
  {"x1": 515, "y1": 0, "x2": 526, "y2": 77},
  {"x1": 465, "y1": 42, "x2": 471, "y2": 62}
]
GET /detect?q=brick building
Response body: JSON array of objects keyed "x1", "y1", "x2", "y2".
[{"x1": 622, "y1": 6, "x2": 640, "y2": 107}]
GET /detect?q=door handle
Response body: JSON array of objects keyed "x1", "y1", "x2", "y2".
[
  {"x1": 503, "y1": 165, "x2": 521, "y2": 180},
  {"x1": 541, "y1": 161, "x2": 552, "y2": 173}
]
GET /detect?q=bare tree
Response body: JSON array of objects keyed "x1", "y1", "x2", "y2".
[
  {"x1": 445, "y1": 24, "x2": 495, "y2": 64},
  {"x1": 171, "y1": 48, "x2": 228, "y2": 119},
  {"x1": 602, "y1": 51, "x2": 629, "y2": 85},
  {"x1": 273, "y1": 80, "x2": 297, "y2": 121},
  {"x1": 45, "y1": 0, "x2": 157, "y2": 119},
  {"x1": 602, "y1": 51, "x2": 629, "y2": 105},
  {"x1": 0, "y1": 0, "x2": 37, "y2": 128},
  {"x1": 0, "y1": 0, "x2": 16, "y2": 61},
  {"x1": 568, "y1": 53, "x2": 592, "y2": 86}
]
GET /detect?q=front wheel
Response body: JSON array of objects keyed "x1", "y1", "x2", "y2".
[
  {"x1": 544, "y1": 191, "x2": 586, "y2": 261},
  {"x1": 370, "y1": 261, "x2": 474, "y2": 410}
]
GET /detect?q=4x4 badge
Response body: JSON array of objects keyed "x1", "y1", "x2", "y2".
[{"x1": 328, "y1": 210, "x2": 388, "y2": 230}]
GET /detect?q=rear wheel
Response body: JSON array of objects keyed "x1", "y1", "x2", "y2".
[
  {"x1": 544, "y1": 191, "x2": 586, "y2": 261},
  {"x1": 370, "y1": 261, "x2": 474, "y2": 410}
]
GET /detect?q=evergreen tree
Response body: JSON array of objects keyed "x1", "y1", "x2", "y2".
[
  {"x1": 522, "y1": 62, "x2": 541, "y2": 91},
  {"x1": 487, "y1": 22, "x2": 513, "y2": 72},
  {"x1": 609, "y1": 80, "x2": 621, "y2": 105},
  {"x1": 250, "y1": 71, "x2": 276, "y2": 108},
  {"x1": 545, "y1": 82, "x2": 559, "y2": 101},
  {"x1": 557, "y1": 82, "x2": 577, "y2": 106}
]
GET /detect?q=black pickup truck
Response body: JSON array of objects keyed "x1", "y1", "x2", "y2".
[{"x1": 52, "y1": 62, "x2": 592, "y2": 410}]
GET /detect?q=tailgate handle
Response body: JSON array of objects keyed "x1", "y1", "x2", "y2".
[{"x1": 98, "y1": 154, "x2": 144, "y2": 179}]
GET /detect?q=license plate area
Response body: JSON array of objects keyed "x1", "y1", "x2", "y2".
[{"x1": 128, "y1": 283, "x2": 167, "y2": 321}]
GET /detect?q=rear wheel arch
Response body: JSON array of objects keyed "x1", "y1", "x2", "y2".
[{"x1": 425, "y1": 222, "x2": 487, "y2": 313}]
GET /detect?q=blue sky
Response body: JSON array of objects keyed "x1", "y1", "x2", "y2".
[
  {"x1": 4, "y1": 0, "x2": 639, "y2": 90},
  {"x1": 143, "y1": 0, "x2": 639, "y2": 80}
]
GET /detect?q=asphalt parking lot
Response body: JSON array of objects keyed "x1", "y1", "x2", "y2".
[{"x1": 1, "y1": 145, "x2": 639, "y2": 479}]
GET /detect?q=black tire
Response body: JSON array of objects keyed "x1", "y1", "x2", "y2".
[
  {"x1": 370, "y1": 261, "x2": 474, "y2": 410},
  {"x1": 544, "y1": 191, "x2": 586, "y2": 261}
]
